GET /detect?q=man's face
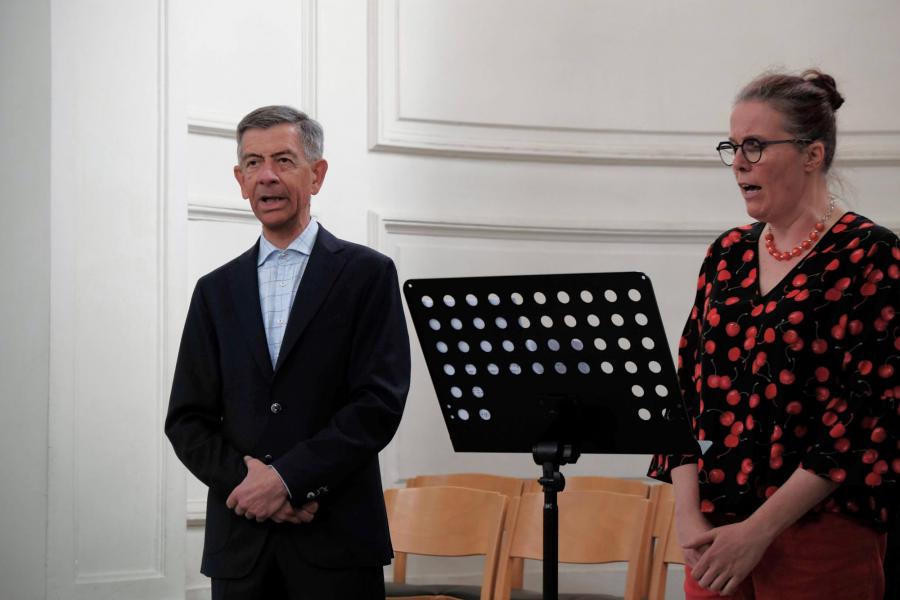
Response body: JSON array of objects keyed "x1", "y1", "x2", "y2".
[{"x1": 234, "y1": 123, "x2": 328, "y2": 244}]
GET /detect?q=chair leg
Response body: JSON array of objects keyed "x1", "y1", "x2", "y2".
[
  {"x1": 510, "y1": 557, "x2": 524, "y2": 589},
  {"x1": 393, "y1": 551, "x2": 408, "y2": 583}
]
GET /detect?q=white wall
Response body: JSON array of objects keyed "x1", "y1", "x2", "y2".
[
  {"x1": 180, "y1": 1, "x2": 900, "y2": 597},
  {"x1": 2, "y1": 1, "x2": 898, "y2": 599}
]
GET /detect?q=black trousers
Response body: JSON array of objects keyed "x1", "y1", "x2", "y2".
[{"x1": 211, "y1": 529, "x2": 386, "y2": 600}]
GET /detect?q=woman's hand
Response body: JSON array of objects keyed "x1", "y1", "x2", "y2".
[
  {"x1": 675, "y1": 507, "x2": 714, "y2": 568},
  {"x1": 685, "y1": 519, "x2": 774, "y2": 595}
]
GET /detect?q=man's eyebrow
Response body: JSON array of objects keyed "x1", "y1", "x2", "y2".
[{"x1": 240, "y1": 149, "x2": 299, "y2": 163}]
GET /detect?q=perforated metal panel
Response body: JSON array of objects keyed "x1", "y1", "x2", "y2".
[{"x1": 404, "y1": 272, "x2": 697, "y2": 455}]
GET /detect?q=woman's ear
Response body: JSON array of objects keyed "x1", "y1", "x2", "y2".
[{"x1": 805, "y1": 140, "x2": 826, "y2": 172}]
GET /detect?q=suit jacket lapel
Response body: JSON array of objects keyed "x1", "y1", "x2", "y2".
[
  {"x1": 228, "y1": 240, "x2": 275, "y2": 381},
  {"x1": 274, "y1": 226, "x2": 347, "y2": 373}
]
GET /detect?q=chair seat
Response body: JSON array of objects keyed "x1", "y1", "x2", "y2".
[{"x1": 385, "y1": 581, "x2": 482, "y2": 600}]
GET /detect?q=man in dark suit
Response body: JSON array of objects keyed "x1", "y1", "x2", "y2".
[{"x1": 165, "y1": 105, "x2": 410, "y2": 599}]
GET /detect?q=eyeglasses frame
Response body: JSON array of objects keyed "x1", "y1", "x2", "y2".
[{"x1": 716, "y1": 137, "x2": 813, "y2": 166}]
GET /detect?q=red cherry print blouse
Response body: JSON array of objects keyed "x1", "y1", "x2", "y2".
[{"x1": 649, "y1": 213, "x2": 899, "y2": 530}]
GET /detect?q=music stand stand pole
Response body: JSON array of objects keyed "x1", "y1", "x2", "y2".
[{"x1": 533, "y1": 441, "x2": 580, "y2": 600}]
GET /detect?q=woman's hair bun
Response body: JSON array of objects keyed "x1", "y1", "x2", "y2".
[{"x1": 803, "y1": 69, "x2": 845, "y2": 111}]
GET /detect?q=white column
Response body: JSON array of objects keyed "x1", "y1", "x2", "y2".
[
  {"x1": 45, "y1": 1, "x2": 188, "y2": 598},
  {"x1": 0, "y1": 1, "x2": 51, "y2": 599}
]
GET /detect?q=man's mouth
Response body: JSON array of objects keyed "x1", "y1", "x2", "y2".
[
  {"x1": 260, "y1": 195, "x2": 287, "y2": 204},
  {"x1": 740, "y1": 183, "x2": 761, "y2": 193}
]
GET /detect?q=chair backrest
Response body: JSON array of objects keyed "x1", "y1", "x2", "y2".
[
  {"x1": 494, "y1": 490, "x2": 654, "y2": 600},
  {"x1": 523, "y1": 475, "x2": 651, "y2": 497},
  {"x1": 523, "y1": 476, "x2": 656, "y2": 596},
  {"x1": 409, "y1": 473, "x2": 525, "y2": 499},
  {"x1": 392, "y1": 473, "x2": 523, "y2": 585},
  {"x1": 384, "y1": 486, "x2": 507, "y2": 600},
  {"x1": 647, "y1": 483, "x2": 684, "y2": 600}
]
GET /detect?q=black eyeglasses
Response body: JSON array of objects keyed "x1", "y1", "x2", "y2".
[{"x1": 716, "y1": 137, "x2": 813, "y2": 166}]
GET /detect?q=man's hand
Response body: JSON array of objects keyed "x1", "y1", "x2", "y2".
[
  {"x1": 271, "y1": 500, "x2": 319, "y2": 524},
  {"x1": 686, "y1": 519, "x2": 773, "y2": 596},
  {"x1": 225, "y1": 456, "x2": 288, "y2": 522}
]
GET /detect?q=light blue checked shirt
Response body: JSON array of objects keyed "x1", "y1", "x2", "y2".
[{"x1": 257, "y1": 219, "x2": 319, "y2": 367}]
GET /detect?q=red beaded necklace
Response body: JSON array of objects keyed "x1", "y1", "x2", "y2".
[{"x1": 763, "y1": 197, "x2": 836, "y2": 261}]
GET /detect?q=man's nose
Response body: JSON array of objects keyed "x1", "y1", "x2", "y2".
[{"x1": 258, "y1": 160, "x2": 279, "y2": 183}]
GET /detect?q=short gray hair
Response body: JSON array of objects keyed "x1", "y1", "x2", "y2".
[{"x1": 236, "y1": 105, "x2": 324, "y2": 162}]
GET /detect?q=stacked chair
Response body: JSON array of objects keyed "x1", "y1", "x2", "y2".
[
  {"x1": 494, "y1": 490, "x2": 653, "y2": 600},
  {"x1": 384, "y1": 474, "x2": 679, "y2": 600},
  {"x1": 521, "y1": 476, "x2": 655, "y2": 597},
  {"x1": 522, "y1": 475, "x2": 652, "y2": 497},
  {"x1": 384, "y1": 484, "x2": 509, "y2": 600},
  {"x1": 646, "y1": 483, "x2": 685, "y2": 600}
]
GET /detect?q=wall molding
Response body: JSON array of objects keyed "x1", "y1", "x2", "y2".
[
  {"x1": 152, "y1": 0, "x2": 169, "y2": 580},
  {"x1": 367, "y1": 0, "x2": 900, "y2": 165},
  {"x1": 369, "y1": 211, "x2": 730, "y2": 251},
  {"x1": 187, "y1": 201, "x2": 324, "y2": 226},
  {"x1": 188, "y1": 202, "x2": 257, "y2": 225},
  {"x1": 187, "y1": 585, "x2": 212, "y2": 600},
  {"x1": 186, "y1": 115, "x2": 234, "y2": 139},
  {"x1": 186, "y1": 500, "x2": 206, "y2": 527},
  {"x1": 370, "y1": 212, "x2": 900, "y2": 250},
  {"x1": 300, "y1": 0, "x2": 318, "y2": 118}
]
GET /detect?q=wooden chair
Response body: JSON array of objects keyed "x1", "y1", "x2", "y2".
[
  {"x1": 409, "y1": 473, "x2": 524, "y2": 497},
  {"x1": 523, "y1": 475, "x2": 655, "y2": 596},
  {"x1": 398, "y1": 473, "x2": 525, "y2": 590},
  {"x1": 522, "y1": 475, "x2": 652, "y2": 497},
  {"x1": 394, "y1": 597, "x2": 465, "y2": 600},
  {"x1": 384, "y1": 486, "x2": 507, "y2": 600},
  {"x1": 647, "y1": 484, "x2": 684, "y2": 600},
  {"x1": 494, "y1": 491, "x2": 654, "y2": 600}
]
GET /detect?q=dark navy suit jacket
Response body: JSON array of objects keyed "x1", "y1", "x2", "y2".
[{"x1": 165, "y1": 225, "x2": 410, "y2": 578}]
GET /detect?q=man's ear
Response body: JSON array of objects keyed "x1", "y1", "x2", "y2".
[
  {"x1": 805, "y1": 141, "x2": 825, "y2": 172},
  {"x1": 311, "y1": 159, "x2": 329, "y2": 195},
  {"x1": 234, "y1": 165, "x2": 248, "y2": 199}
]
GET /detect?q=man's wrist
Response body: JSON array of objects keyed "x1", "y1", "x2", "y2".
[{"x1": 268, "y1": 465, "x2": 292, "y2": 499}]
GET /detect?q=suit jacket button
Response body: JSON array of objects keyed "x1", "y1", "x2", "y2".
[
  {"x1": 270, "y1": 402, "x2": 282, "y2": 414},
  {"x1": 263, "y1": 454, "x2": 273, "y2": 464}
]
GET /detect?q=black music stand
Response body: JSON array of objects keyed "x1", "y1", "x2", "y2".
[{"x1": 403, "y1": 272, "x2": 698, "y2": 600}]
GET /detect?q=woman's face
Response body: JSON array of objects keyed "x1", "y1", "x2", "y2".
[{"x1": 729, "y1": 101, "x2": 813, "y2": 224}]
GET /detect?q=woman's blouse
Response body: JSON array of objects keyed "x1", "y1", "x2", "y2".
[{"x1": 649, "y1": 212, "x2": 899, "y2": 530}]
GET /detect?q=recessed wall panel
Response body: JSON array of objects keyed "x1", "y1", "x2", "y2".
[
  {"x1": 184, "y1": 0, "x2": 303, "y2": 120},
  {"x1": 375, "y1": 215, "x2": 713, "y2": 483},
  {"x1": 372, "y1": 0, "x2": 900, "y2": 162}
]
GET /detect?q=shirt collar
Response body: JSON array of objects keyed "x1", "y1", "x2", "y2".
[{"x1": 257, "y1": 218, "x2": 319, "y2": 267}]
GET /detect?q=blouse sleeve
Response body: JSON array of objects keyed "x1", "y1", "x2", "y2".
[
  {"x1": 801, "y1": 234, "x2": 900, "y2": 496},
  {"x1": 648, "y1": 243, "x2": 715, "y2": 482}
]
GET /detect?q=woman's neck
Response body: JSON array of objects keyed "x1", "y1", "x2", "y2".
[{"x1": 766, "y1": 180, "x2": 835, "y2": 243}]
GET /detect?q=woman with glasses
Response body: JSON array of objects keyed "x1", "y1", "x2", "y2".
[{"x1": 649, "y1": 69, "x2": 898, "y2": 599}]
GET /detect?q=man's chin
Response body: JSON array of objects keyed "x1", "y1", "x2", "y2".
[{"x1": 259, "y1": 217, "x2": 308, "y2": 240}]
